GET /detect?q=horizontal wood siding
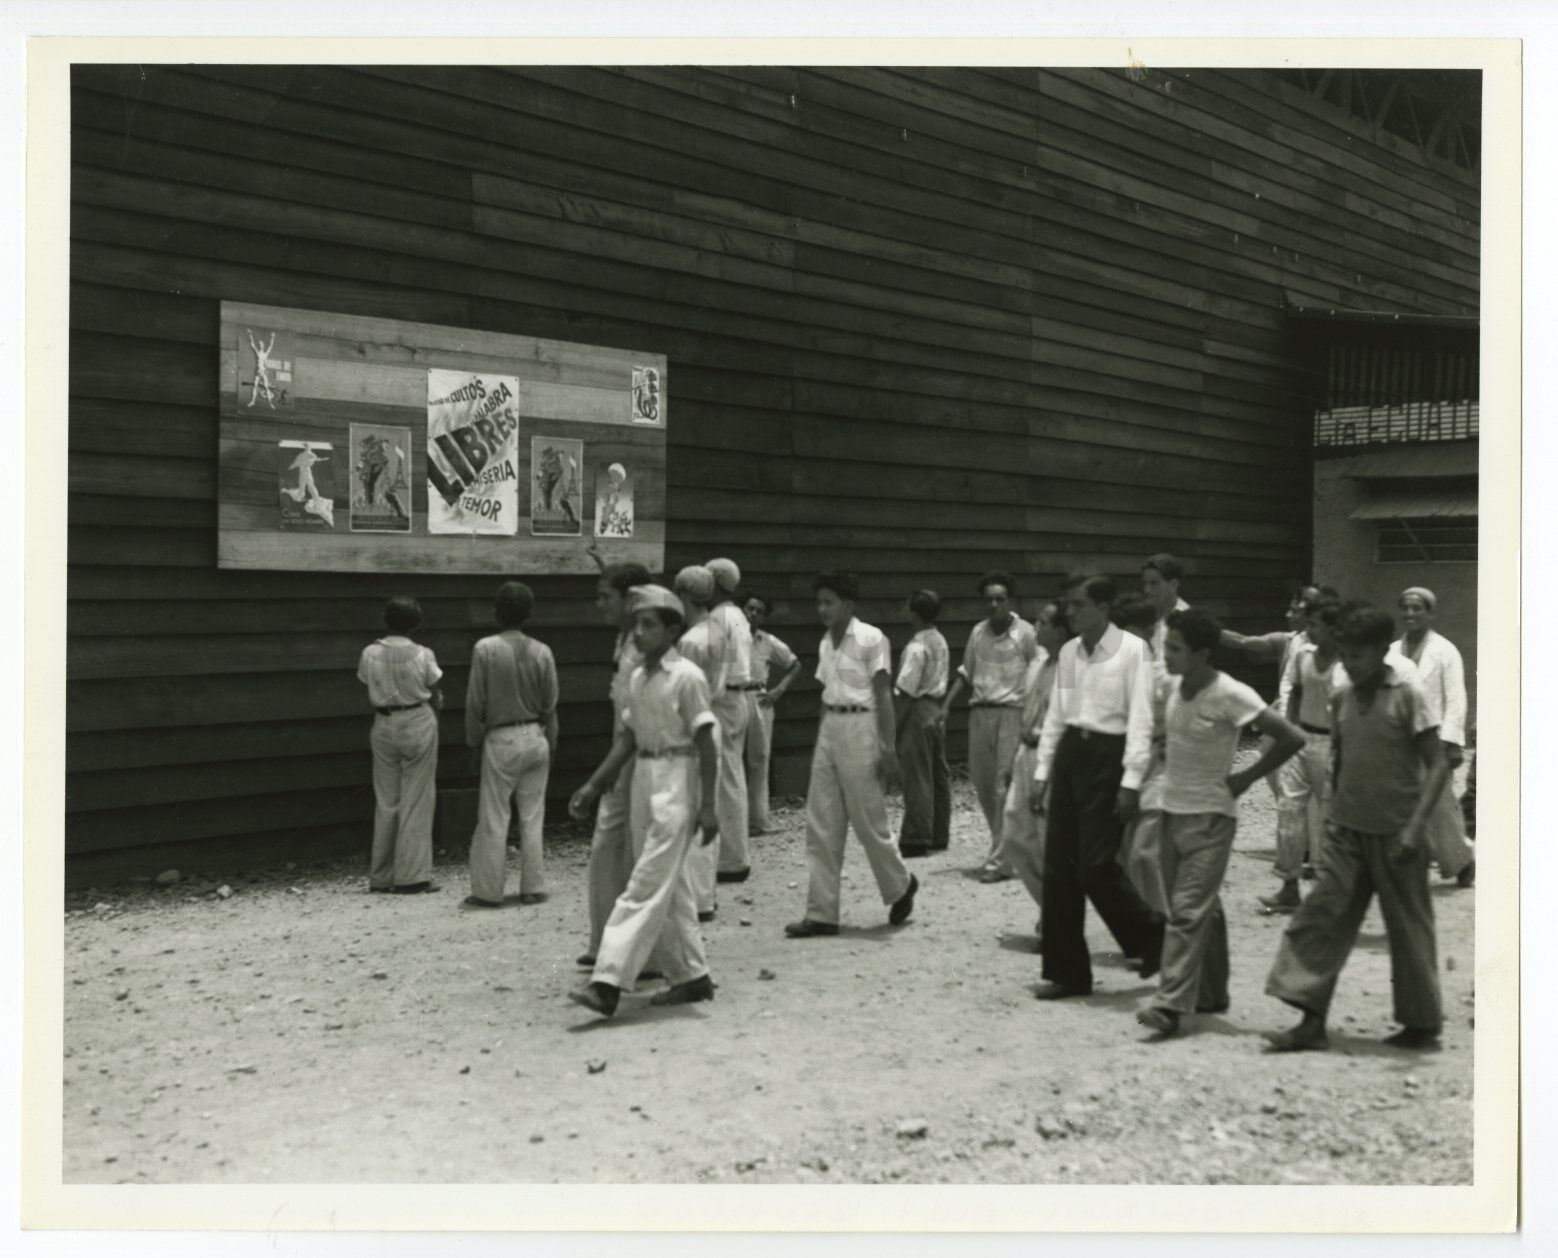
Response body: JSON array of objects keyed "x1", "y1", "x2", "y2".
[{"x1": 66, "y1": 65, "x2": 1479, "y2": 864}]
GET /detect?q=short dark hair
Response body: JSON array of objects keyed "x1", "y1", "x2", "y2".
[
  {"x1": 1143, "y1": 553, "x2": 1184, "y2": 584},
  {"x1": 1065, "y1": 571, "x2": 1116, "y2": 606},
  {"x1": 1166, "y1": 606, "x2": 1221, "y2": 655},
  {"x1": 601, "y1": 561, "x2": 652, "y2": 596},
  {"x1": 743, "y1": 592, "x2": 772, "y2": 615},
  {"x1": 383, "y1": 595, "x2": 422, "y2": 634},
  {"x1": 1334, "y1": 603, "x2": 1396, "y2": 649},
  {"x1": 495, "y1": 581, "x2": 535, "y2": 627},
  {"x1": 908, "y1": 588, "x2": 942, "y2": 623},
  {"x1": 1302, "y1": 593, "x2": 1343, "y2": 626},
  {"x1": 813, "y1": 570, "x2": 860, "y2": 602},
  {"x1": 1036, "y1": 597, "x2": 1073, "y2": 641},
  {"x1": 977, "y1": 569, "x2": 1016, "y2": 598},
  {"x1": 1110, "y1": 592, "x2": 1156, "y2": 634}
]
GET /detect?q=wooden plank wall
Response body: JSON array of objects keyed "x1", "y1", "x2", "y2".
[{"x1": 66, "y1": 64, "x2": 1480, "y2": 871}]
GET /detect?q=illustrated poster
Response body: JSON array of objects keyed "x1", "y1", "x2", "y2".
[
  {"x1": 349, "y1": 424, "x2": 413, "y2": 534},
  {"x1": 426, "y1": 368, "x2": 520, "y2": 536},
  {"x1": 530, "y1": 436, "x2": 584, "y2": 537},
  {"x1": 630, "y1": 366, "x2": 662, "y2": 425},
  {"x1": 239, "y1": 327, "x2": 296, "y2": 411},
  {"x1": 593, "y1": 462, "x2": 635, "y2": 539},
  {"x1": 277, "y1": 440, "x2": 336, "y2": 530}
]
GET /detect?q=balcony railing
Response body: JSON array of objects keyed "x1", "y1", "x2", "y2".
[{"x1": 1314, "y1": 400, "x2": 1478, "y2": 448}]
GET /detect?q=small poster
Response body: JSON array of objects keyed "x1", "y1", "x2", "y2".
[
  {"x1": 531, "y1": 436, "x2": 584, "y2": 536},
  {"x1": 240, "y1": 327, "x2": 295, "y2": 411},
  {"x1": 426, "y1": 368, "x2": 521, "y2": 536},
  {"x1": 631, "y1": 366, "x2": 662, "y2": 425},
  {"x1": 350, "y1": 424, "x2": 413, "y2": 533},
  {"x1": 594, "y1": 462, "x2": 635, "y2": 539},
  {"x1": 277, "y1": 440, "x2": 336, "y2": 529}
]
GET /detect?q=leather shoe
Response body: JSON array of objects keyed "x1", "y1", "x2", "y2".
[
  {"x1": 649, "y1": 975, "x2": 716, "y2": 1006},
  {"x1": 518, "y1": 892, "x2": 547, "y2": 905},
  {"x1": 1136, "y1": 1006, "x2": 1180, "y2": 1036},
  {"x1": 899, "y1": 845, "x2": 931, "y2": 859},
  {"x1": 391, "y1": 881, "x2": 440, "y2": 894},
  {"x1": 697, "y1": 910, "x2": 716, "y2": 923},
  {"x1": 1034, "y1": 981, "x2": 1089, "y2": 1000},
  {"x1": 575, "y1": 952, "x2": 596, "y2": 968},
  {"x1": 1383, "y1": 1026, "x2": 1442, "y2": 1050},
  {"x1": 567, "y1": 981, "x2": 619, "y2": 1017},
  {"x1": 716, "y1": 868, "x2": 750, "y2": 884},
  {"x1": 462, "y1": 895, "x2": 503, "y2": 908},
  {"x1": 784, "y1": 919, "x2": 839, "y2": 938},
  {"x1": 1262, "y1": 1020, "x2": 1329, "y2": 1053},
  {"x1": 1138, "y1": 924, "x2": 1165, "y2": 979},
  {"x1": 889, "y1": 873, "x2": 919, "y2": 926}
]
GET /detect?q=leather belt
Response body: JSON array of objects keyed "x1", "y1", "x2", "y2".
[
  {"x1": 1020, "y1": 733, "x2": 1041, "y2": 748},
  {"x1": 376, "y1": 702, "x2": 426, "y2": 716},
  {"x1": 1066, "y1": 726, "x2": 1124, "y2": 742},
  {"x1": 1300, "y1": 722, "x2": 1332, "y2": 736},
  {"x1": 969, "y1": 701, "x2": 1019, "y2": 709},
  {"x1": 824, "y1": 704, "x2": 873, "y2": 714},
  {"x1": 489, "y1": 719, "x2": 543, "y2": 731},
  {"x1": 638, "y1": 746, "x2": 696, "y2": 759},
  {"x1": 735, "y1": 682, "x2": 767, "y2": 691}
]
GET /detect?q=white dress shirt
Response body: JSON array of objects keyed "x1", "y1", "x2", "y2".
[
  {"x1": 709, "y1": 601, "x2": 754, "y2": 688},
  {"x1": 1394, "y1": 629, "x2": 1468, "y2": 746},
  {"x1": 1033, "y1": 623, "x2": 1155, "y2": 790},
  {"x1": 1150, "y1": 596, "x2": 1191, "y2": 676},
  {"x1": 816, "y1": 617, "x2": 891, "y2": 708}
]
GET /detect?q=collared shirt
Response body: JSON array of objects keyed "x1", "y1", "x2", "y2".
[
  {"x1": 1161, "y1": 671, "x2": 1268, "y2": 817},
  {"x1": 957, "y1": 615, "x2": 1038, "y2": 705},
  {"x1": 620, "y1": 647, "x2": 717, "y2": 754},
  {"x1": 1329, "y1": 663, "x2": 1437, "y2": 834},
  {"x1": 464, "y1": 629, "x2": 558, "y2": 746},
  {"x1": 1150, "y1": 596, "x2": 1192, "y2": 674},
  {"x1": 1017, "y1": 649, "x2": 1057, "y2": 737},
  {"x1": 896, "y1": 627, "x2": 951, "y2": 699},
  {"x1": 708, "y1": 601, "x2": 754, "y2": 687},
  {"x1": 1278, "y1": 641, "x2": 1338, "y2": 731},
  {"x1": 816, "y1": 616, "x2": 891, "y2": 709},
  {"x1": 356, "y1": 636, "x2": 442, "y2": 708},
  {"x1": 610, "y1": 630, "x2": 645, "y2": 733},
  {"x1": 1034, "y1": 623, "x2": 1154, "y2": 790},
  {"x1": 1394, "y1": 629, "x2": 1468, "y2": 746},
  {"x1": 676, "y1": 617, "x2": 728, "y2": 700},
  {"x1": 750, "y1": 628, "x2": 798, "y2": 684}
]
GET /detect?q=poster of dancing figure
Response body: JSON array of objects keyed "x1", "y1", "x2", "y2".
[
  {"x1": 349, "y1": 424, "x2": 413, "y2": 533},
  {"x1": 531, "y1": 436, "x2": 584, "y2": 537},
  {"x1": 276, "y1": 439, "x2": 336, "y2": 529}
]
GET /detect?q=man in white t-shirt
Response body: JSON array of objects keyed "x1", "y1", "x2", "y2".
[{"x1": 1136, "y1": 608, "x2": 1305, "y2": 1039}]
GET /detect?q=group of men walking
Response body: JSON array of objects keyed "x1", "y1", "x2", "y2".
[{"x1": 358, "y1": 549, "x2": 1473, "y2": 1051}]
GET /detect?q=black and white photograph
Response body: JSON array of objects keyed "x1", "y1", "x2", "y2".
[{"x1": 15, "y1": 15, "x2": 1535, "y2": 1244}]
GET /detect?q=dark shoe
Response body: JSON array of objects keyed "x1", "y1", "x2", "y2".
[
  {"x1": 1260, "y1": 882, "x2": 1301, "y2": 914},
  {"x1": 649, "y1": 975, "x2": 716, "y2": 1006},
  {"x1": 1138, "y1": 923, "x2": 1165, "y2": 980},
  {"x1": 716, "y1": 868, "x2": 751, "y2": 884},
  {"x1": 1034, "y1": 981, "x2": 1090, "y2": 1001},
  {"x1": 517, "y1": 892, "x2": 547, "y2": 906},
  {"x1": 889, "y1": 873, "x2": 919, "y2": 926},
  {"x1": 899, "y1": 845, "x2": 931, "y2": 859},
  {"x1": 1383, "y1": 1026, "x2": 1442, "y2": 1050},
  {"x1": 1136, "y1": 1006, "x2": 1180, "y2": 1037},
  {"x1": 567, "y1": 981, "x2": 619, "y2": 1017},
  {"x1": 638, "y1": 970, "x2": 662, "y2": 983},
  {"x1": 392, "y1": 881, "x2": 439, "y2": 894},
  {"x1": 1301, "y1": 862, "x2": 1318, "y2": 881},
  {"x1": 462, "y1": 895, "x2": 503, "y2": 908},
  {"x1": 368, "y1": 885, "x2": 393, "y2": 894},
  {"x1": 697, "y1": 910, "x2": 716, "y2": 923},
  {"x1": 784, "y1": 919, "x2": 839, "y2": 938},
  {"x1": 1262, "y1": 1018, "x2": 1329, "y2": 1053},
  {"x1": 1456, "y1": 860, "x2": 1476, "y2": 888},
  {"x1": 1196, "y1": 1000, "x2": 1230, "y2": 1015},
  {"x1": 977, "y1": 866, "x2": 1014, "y2": 884},
  {"x1": 575, "y1": 952, "x2": 596, "y2": 968}
]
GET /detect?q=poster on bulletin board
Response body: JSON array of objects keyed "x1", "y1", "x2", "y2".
[{"x1": 216, "y1": 302, "x2": 667, "y2": 575}]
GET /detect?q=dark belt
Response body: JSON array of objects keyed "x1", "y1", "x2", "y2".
[
  {"x1": 824, "y1": 704, "x2": 873, "y2": 714},
  {"x1": 970, "y1": 701, "x2": 1020, "y2": 709},
  {"x1": 1020, "y1": 733, "x2": 1041, "y2": 748},
  {"x1": 1300, "y1": 722, "x2": 1331, "y2": 736},
  {"x1": 1063, "y1": 725, "x2": 1124, "y2": 743},
  {"x1": 375, "y1": 702, "x2": 426, "y2": 716},
  {"x1": 638, "y1": 746, "x2": 696, "y2": 759},
  {"x1": 735, "y1": 682, "x2": 767, "y2": 691},
  {"x1": 489, "y1": 719, "x2": 543, "y2": 732}
]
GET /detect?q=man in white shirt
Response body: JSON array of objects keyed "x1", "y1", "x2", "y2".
[
  {"x1": 895, "y1": 588, "x2": 952, "y2": 856},
  {"x1": 706, "y1": 557, "x2": 756, "y2": 884},
  {"x1": 1030, "y1": 573, "x2": 1166, "y2": 998},
  {"x1": 786, "y1": 570, "x2": 918, "y2": 937},
  {"x1": 1141, "y1": 553, "x2": 1191, "y2": 676},
  {"x1": 672, "y1": 565, "x2": 727, "y2": 922}
]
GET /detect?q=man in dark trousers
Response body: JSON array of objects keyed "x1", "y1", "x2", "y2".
[{"x1": 1030, "y1": 573, "x2": 1165, "y2": 998}]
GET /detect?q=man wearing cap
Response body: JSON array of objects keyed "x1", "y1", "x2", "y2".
[
  {"x1": 706, "y1": 557, "x2": 756, "y2": 884},
  {"x1": 786, "y1": 570, "x2": 919, "y2": 937},
  {"x1": 1396, "y1": 586, "x2": 1475, "y2": 888},
  {"x1": 567, "y1": 584, "x2": 720, "y2": 1018},
  {"x1": 673, "y1": 564, "x2": 730, "y2": 922}
]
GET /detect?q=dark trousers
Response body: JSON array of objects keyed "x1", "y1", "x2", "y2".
[
  {"x1": 897, "y1": 697, "x2": 951, "y2": 849},
  {"x1": 1041, "y1": 727, "x2": 1164, "y2": 992}
]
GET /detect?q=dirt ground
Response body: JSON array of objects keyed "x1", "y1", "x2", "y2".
[{"x1": 62, "y1": 755, "x2": 1475, "y2": 1186}]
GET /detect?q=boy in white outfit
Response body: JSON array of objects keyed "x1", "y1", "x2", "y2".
[
  {"x1": 705, "y1": 557, "x2": 755, "y2": 884},
  {"x1": 742, "y1": 593, "x2": 802, "y2": 834},
  {"x1": 672, "y1": 564, "x2": 729, "y2": 922}
]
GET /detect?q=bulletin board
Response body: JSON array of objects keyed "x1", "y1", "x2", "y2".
[{"x1": 217, "y1": 302, "x2": 667, "y2": 574}]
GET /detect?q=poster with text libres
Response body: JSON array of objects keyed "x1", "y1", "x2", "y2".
[{"x1": 426, "y1": 368, "x2": 521, "y2": 535}]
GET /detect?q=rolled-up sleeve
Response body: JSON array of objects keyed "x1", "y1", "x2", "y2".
[{"x1": 1440, "y1": 642, "x2": 1468, "y2": 746}]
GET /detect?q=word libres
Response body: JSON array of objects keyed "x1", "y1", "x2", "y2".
[{"x1": 428, "y1": 379, "x2": 519, "y2": 506}]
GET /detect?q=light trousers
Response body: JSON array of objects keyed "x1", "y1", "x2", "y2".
[
  {"x1": 1426, "y1": 775, "x2": 1473, "y2": 877},
  {"x1": 585, "y1": 759, "x2": 634, "y2": 957},
  {"x1": 1265, "y1": 822, "x2": 1442, "y2": 1030},
  {"x1": 368, "y1": 706, "x2": 439, "y2": 889},
  {"x1": 803, "y1": 711, "x2": 912, "y2": 925},
  {"x1": 712, "y1": 692, "x2": 752, "y2": 876},
  {"x1": 996, "y1": 742, "x2": 1046, "y2": 909},
  {"x1": 1274, "y1": 733, "x2": 1331, "y2": 881},
  {"x1": 743, "y1": 692, "x2": 776, "y2": 830},
  {"x1": 1122, "y1": 806, "x2": 1169, "y2": 918},
  {"x1": 969, "y1": 705, "x2": 1024, "y2": 862},
  {"x1": 1154, "y1": 812, "x2": 1235, "y2": 1015},
  {"x1": 593, "y1": 756, "x2": 710, "y2": 990},
  {"x1": 468, "y1": 723, "x2": 549, "y2": 903}
]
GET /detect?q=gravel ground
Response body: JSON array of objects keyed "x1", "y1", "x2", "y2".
[{"x1": 62, "y1": 753, "x2": 1475, "y2": 1185}]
